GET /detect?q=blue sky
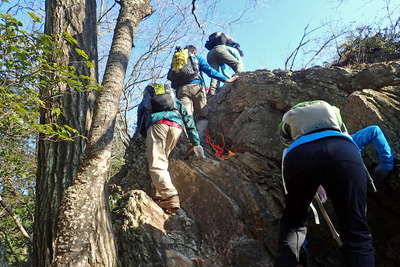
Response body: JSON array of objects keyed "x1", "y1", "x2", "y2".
[
  {"x1": 1, "y1": 0, "x2": 396, "y2": 73},
  {"x1": 1, "y1": 0, "x2": 398, "y2": 130},
  {"x1": 199, "y1": 0, "x2": 398, "y2": 71}
]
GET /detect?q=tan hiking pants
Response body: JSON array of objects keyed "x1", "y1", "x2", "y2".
[
  {"x1": 207, "y1": 44, "x2": 243, "y2": 90},
  {"x1": 146, "y1": 123, "x2": 182, "y2": 199},
  {"x1": 177, "y1": 83, "x2": 207, "y2": 119}
]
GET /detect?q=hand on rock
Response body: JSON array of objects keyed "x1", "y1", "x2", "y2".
[
  {"x1": 193, "y1": 145, "x2": 205, "y2": 159},
  {"x1": 226, "y1": 76, "x2": 237, "y2": 83}
]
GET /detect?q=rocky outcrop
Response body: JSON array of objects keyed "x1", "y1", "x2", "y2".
[{"x1": 111, "y1": 61, "x2": 400, "y2": 266}]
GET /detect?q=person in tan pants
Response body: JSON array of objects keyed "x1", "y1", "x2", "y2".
[
  {"x1": 137, "y1": 83, "x2": 204, "y2": 214},
  {"x1": 146, "y1": 123, "x2": 182, "y2": 201}
]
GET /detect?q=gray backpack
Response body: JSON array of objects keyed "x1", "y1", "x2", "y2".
[{"x1": 280, "y1": 100, "x2": 346, "y2": 145}]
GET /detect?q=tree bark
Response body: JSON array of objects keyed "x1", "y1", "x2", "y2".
[
  {"x1": 34, "y1": 0, "x2": 97, "y2": 266},
  {"x1": 52, "y1": 1, "x2": 152, "y2": 266}
]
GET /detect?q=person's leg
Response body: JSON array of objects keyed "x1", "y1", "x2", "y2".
[
  {"x1": 146, "y1": 124, "x2": 179, "y2": 200},
  {"x1": 190, "y1": 84, "x2": 208, "y2": 142},
  {"x1": 177, "y1": 84, "x2": 194, "y2": 116},
  {"x1": 207, "y1": 50, "x2": 221, "y2": 93},
  {"x1": 214, "y1": 45, "x2": 241, "y2": 73},
  {"x1": 165, "y1": 126, "x2": 183, "y2": 157},
  {"x1": 321, "y1": 138, "x2": 375, "y2": 267},
  {"x1": 276, "y1": 145, "x2": 321, "y2": 267},
  {"x1": 190, "y1": 84, "x2": 207, "y2": 119},
  {"x1": 156, "y1": 126, "x2": 184, "y2": 212}
]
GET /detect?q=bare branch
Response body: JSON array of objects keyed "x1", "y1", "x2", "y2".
[
  {"x1": 191, "y1": 0, "x2": 206, "y2": 35},
  {"x1": 97, "y1": 1, "x2": 117, "y2": 24},
  {"x1": 285, "y1": 24, "x2": 311, "y2": 70},
  {"x1": 285, "y1": 23, "x2": 328, "y2": 70},
  {"x1": 303, "y1": 33, "x2": 344, "y2": 68},
  {"x1": 0, "y1": 196, "x2": 32, "y2": 243},
  {"x1": 226, "y1": 8, "x2": 248, "y2": 27}
]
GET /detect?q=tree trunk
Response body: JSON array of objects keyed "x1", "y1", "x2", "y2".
[
  {"x1": 34, "y1": 0, "x2": 97, "y2": 266},
  {"x1": 52, "y1": 1, "x2": 152, "y2": 266}
]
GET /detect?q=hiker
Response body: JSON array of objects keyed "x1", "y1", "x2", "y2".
[
  {"x1": 276, "y1": 100, "x2": 375, "y2": 267},
  {"x1": 299, "y1": 125, "x2": 394, "y2": 267},
  {"x1": 136, "y1": 83, "x2": 205, "y2": 214},
  {"x1": 205, "y1": 32, "x2": 243, "y2": 95},
  {"x1": 167, "y1": 45, "x2": 236, "y2": 141}
]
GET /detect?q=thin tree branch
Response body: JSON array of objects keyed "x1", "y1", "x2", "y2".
[
  {"x1": 304, "y1": 33, "x2": 342, "y2": 68},
  {"x1": 285, "y1": 23, "x2": 327, "y2": 70},
  {"x1": 97, "y1": 1, "x2": 117, "y2": 24},
  {"x1": 0, "y1": 195, "x2": 32, "y2": 243},
  {"x1": 285, "y1": 24, "x2": 311, "y2": 70},
  {"x1": 191, "y1": 0, "x2": 206, "y2": 35}
]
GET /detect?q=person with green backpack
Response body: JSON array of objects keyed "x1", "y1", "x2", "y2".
[
  {"x1": 136, "y1": 83, "x2": 205, "y2": 214},
  {"x1": 276, "y1": 100, "x2": 375, "y2": 267},
  {"x1": 167, "y1": 45, "x2": 236, "y2": 142}
]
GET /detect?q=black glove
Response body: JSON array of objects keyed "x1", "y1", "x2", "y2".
[{"x1": 373, "y1": 165, "x2": 391, "y2": 188}]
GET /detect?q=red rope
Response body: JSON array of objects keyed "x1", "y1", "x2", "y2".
[{"x1": 205, "y1": 128, "x2": 225, "y2": 157}]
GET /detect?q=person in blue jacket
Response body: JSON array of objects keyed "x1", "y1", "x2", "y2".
[
  {"x1": 175, "y1": 45, "x2": 236, "y2": 142},
  {"x1": 276, "y1": 100, "x2": 375, "y2": 267}
]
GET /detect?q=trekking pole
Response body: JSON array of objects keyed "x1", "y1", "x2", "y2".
[
  {"x1": 314, "y1": 194, "x2": 343, "y2": 247},
  {"x1": 363, "y1": 163, "x2": 377, "y2": 192}
]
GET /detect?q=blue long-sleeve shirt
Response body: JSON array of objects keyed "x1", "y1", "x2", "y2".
[
  {"x1": 351, "y1": 125, "x2": 394, "y2": 171},
  {"x1": 190, "y1": 55, "x2": 228, "y2": 84}
]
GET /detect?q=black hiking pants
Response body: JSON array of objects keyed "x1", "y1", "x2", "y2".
[{"x1": 275, "y1": 137, "x2": 375, "y2": 267}]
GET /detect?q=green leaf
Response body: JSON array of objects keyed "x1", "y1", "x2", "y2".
[
  {"x1": 53, "y1": 107, "x2": 62, "y2": 116},
  {"x1": 75, "y1": 48, "x2": 89, "y2": 60},
  {"x1": 63, "y1": 124, "x2": 78, "y2": 133},
  {"x1": 84, "y1": 60, "x2": 95, "y2": 69},
  {"x1": 27, "y1": 12, "x2": 42, "y2": 23},
  {"x1": 63, "y1": 32, "x2": 78, "y2": 46}
]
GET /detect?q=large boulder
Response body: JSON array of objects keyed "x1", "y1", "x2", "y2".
[{"x1": 111, "y1": 61, "x2": 400, "y2": 266}]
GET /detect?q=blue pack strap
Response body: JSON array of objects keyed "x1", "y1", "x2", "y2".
[{"x1": 284, "y1": 130, "x2": 359, "y2": 157}]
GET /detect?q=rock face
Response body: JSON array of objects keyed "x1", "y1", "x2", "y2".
[{"x1": 111, "y1": 61, "x2": 400, "y2": 267}]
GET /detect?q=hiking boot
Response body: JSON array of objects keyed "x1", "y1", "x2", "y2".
[{"x1": 158, "y1": 195, "x2": 180, "y2": 214}]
